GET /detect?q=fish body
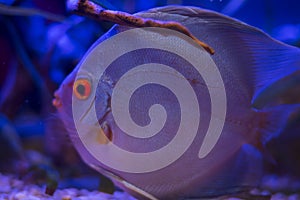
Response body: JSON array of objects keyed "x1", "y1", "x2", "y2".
[{"x1": 54, "y1": 6, "x2": 300, "y2": 199}]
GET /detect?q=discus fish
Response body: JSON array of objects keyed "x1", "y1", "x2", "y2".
[{"x1": 53, "y1": 5, "x2": 300, "y2": 200}]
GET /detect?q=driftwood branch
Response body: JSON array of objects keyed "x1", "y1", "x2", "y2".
[{"x1": 67, "y1": 0, "x2": 215, "y2": 55}]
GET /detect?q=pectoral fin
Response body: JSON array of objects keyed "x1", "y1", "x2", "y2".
[{"x1": 252, "y1": 71, "x2": 300, "y2": 109}]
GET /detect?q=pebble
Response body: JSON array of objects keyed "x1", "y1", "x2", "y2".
[{"x1": 271, "y1": 193, "x2": 287, "y2": 200}]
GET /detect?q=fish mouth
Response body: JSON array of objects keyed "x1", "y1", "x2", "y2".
[{"x1": 52, "y1": 91, "x2": 62, "y2": 108}]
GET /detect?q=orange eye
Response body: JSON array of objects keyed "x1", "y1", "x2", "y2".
[{"x1": 73, "y1": 79, "x2": 91, "y2": 100}]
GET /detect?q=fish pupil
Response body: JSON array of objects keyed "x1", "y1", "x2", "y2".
[{"x1": 76, "y1": 84, "x2": 86, "y2": 96}]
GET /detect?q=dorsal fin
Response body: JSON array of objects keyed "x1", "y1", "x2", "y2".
[{"x1": 137, "y1": 6, "x2": 300, "y2": 109}]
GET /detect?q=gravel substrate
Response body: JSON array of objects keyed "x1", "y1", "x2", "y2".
[
  {"x1": 0, "y1": 173, "x2": 136, "y2": 200},
  {"x1": 1, "y1": 173, "x2": 300, "y2": 200}
]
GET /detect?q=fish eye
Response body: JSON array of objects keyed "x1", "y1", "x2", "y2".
[{"x1": 73, "y1": 79, "x2": 91, "y2": 100}]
